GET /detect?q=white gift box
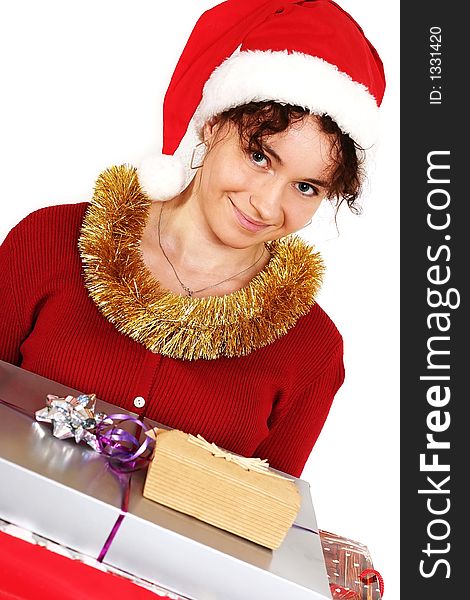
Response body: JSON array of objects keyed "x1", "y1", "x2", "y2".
[{"x1": 0, "y1": 360, "x2": 331, "y2": 600}]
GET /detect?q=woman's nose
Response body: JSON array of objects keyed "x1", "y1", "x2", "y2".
[{"x1": 249, "y1": 182, "x2": 283, "y2": 222}]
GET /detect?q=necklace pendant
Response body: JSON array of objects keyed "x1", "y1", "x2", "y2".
[{"x1": 184, "y1": 286, "x2": 193, "y2": 297}]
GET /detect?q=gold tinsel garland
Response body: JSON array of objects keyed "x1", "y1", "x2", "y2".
[{"x1": 78, "y1": 164, "x2": 324, "y2": 360}]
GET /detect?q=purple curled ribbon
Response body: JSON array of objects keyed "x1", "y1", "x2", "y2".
[
  {"x1": 95, "y1": 413, "x2": 154, "y2": 473},
  {"x1": 93, "y1": 412, "x2": 156, "y2": 562}
]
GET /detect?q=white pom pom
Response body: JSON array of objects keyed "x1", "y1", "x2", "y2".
[{"x1": 137, "y1": 154, "x2": 186, "y2": 201}]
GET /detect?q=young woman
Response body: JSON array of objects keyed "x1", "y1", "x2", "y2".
[{"x1": 0, "y1": 0, "x2": 385, "y2": 478}]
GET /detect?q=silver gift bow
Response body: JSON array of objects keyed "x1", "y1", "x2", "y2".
[{"x1": 35, "y1": 393, "x2": 111, "y2": 452}]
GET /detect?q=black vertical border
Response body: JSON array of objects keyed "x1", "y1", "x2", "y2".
[{"x1": 401, "y1": 2, "x2": 465, "y2": 597}]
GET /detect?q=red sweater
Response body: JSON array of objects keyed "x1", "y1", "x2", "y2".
[{"x1": 0, "y1": 203, "x2": 344, "y2": 477}]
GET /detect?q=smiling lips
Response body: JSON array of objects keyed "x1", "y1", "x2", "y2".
[{"x1": 229, "y1": 198, "x2": 270, "y2": 233}]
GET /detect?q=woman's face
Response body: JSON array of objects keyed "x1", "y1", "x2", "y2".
[{"x1": 195, "y1": 115, "x2": 335, "y2": 249}]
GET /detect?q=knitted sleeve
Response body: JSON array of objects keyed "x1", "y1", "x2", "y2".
[
  {"x1": 252, "y1": 340, "x2": 345, "y2": 478},
  {"x1": 0, "y1": 225, "x2": 31, "y2": 365},
  {"x1": 0, "y1": 203, "x2": 87, "y2": 369}
]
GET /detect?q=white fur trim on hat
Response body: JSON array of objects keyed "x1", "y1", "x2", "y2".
[
  {"x1": 195, "y1": 50, "x2": 379, "y2": 151},
  {"x1": 137, "y1": 153, "x2": 186, "y2": 201},
  {"x1": 145, "y1": 50, "x2": 382, "y2": 198}
]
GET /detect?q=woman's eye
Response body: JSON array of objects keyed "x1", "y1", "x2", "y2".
[
  {"x1": 297, "y1": 182, "x2": 315, "y2": 195},
  {"x1": 297, "y1": 182, "x2": 312, "y2": 194},
  {"x1": 295, "y1": 182, "x2": 317, "y2": 197},
  {"x1": 250, "y1": 151, "x2": 269, "y2": 167}
]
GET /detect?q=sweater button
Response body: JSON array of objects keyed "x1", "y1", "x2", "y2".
[{"x1": 133, "y1": 396, "x2": 146, "y2": 409}]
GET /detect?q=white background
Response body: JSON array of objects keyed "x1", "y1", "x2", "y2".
[{"x1": 0, "y1": 1, "x2": 400, "y2": 598}]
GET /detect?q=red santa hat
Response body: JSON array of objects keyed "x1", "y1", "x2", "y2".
[{"x1": 138, "y1": 0, "x2": 386, "y2": 201}]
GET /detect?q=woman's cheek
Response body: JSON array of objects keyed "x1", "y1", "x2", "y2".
[
  {"x1": 219, "y1": 160, "x2": 253, "y2": 191},
  {"x1": 237, "y1": 160, "x2": 269, "y2": 190},
  {"x1": 280, "y1": 195, "x2": 317, "y2": 233}
]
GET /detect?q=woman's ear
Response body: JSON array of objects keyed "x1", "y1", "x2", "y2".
[{"x1": 202, "y1": 117, "x2": 223, "y2": 146}]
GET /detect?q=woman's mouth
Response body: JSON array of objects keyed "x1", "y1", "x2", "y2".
[{"x1": 229, "y1": 198, "x2": 270, "y2": 233}]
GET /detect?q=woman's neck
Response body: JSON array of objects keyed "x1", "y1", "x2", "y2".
[{"x1": 140, "y1": 181, "x2": 270, "y2": 296}]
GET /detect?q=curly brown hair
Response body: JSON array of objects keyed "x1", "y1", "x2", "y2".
[{"x1": 216, "y1": 101, "x2": 365, "y2": 214}]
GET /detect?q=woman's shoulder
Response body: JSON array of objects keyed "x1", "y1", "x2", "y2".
[
  {"x1": 299, "y1": 301, "x2": 342, "y2": 343},
  {"x1": 281, "y1": 301, "x2": 343, "y2": 366},
  {"x1": 3, "y1": 202, "x2": 89, "y2": 271},
  {"x1": 6, "y1": 202, "x2": 88, "y2": 247},
  {"x1": 10, "y1": 202, "x2": 88, "y2": 235}
]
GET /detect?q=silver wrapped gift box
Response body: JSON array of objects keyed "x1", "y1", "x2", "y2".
[{"x1": 0, "y1": 360, "x2": 331, "y2": 600}]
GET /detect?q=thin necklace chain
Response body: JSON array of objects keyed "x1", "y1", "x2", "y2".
[{"x1": 157, "y1": 204, "x2": 267, "y2": 297}]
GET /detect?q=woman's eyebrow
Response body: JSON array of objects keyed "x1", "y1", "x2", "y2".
[
  {"x1": 262, "y1": 143, "x2": 284, "y2": 165},
  {"x1": 303, "y1": 177, "x2": 329, "y2": 188},
  {"x1": 263, "y1": 143, "x2": 329, "y2": 188}
]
